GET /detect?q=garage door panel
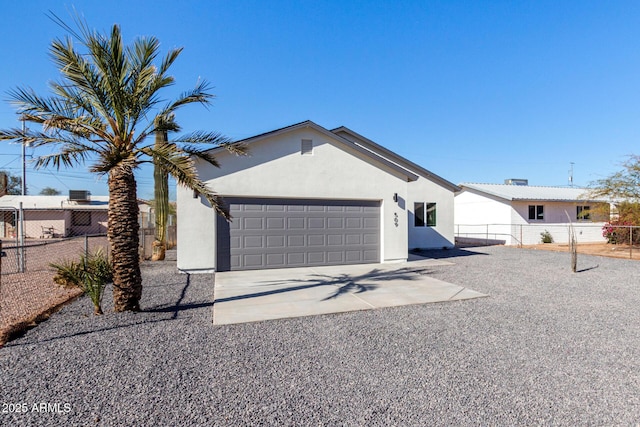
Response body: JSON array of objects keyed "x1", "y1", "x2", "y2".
[
  {"x1": 287, "y1": 235, "x2": 305, "y2": 247},
  {"x1": 363, "y1": 218, "x2": 379, "y2": 229},
  {"x1": 363, "y1": 234, "x2": 379, "y2": 245},
  {"x1": 243, "y1": 254, "x2": 263, "y2": 267},
  {"x1": 345, "y1": 234, "x2": 361, "y2": 245},
  {"x1": 327, "y1": 235, "x2": 343, "y2": 245},
  {"x1": 345, "y1": 251, "x2": 363, "y2": 262},
  {"x1": 217, "y1": 198, "x2": 380, "y2": 271},
  {"x1": 267, "y1": 235, "x2": 285, "y2": 248},
  {"x1": 243, "y1": 217, "x2": 263, "y2": 229},
  {"x1": 266, "y1": 253, "x2": 285, "y2": 267},
  {"x1": 287, "y1": 218, "x2": 305, "y2": 229},
  {"x1": 243, "y1": 236, "x2": 263, "y2": 248},
  {"x1": 266, "y1": 217, "x2": 285, "y2": 229},
  {"x1": 308, "y1": 218, "x2": 325, "y2": 228},
  {"x1": 363, "y1": 250, "x2": 379, "y2": 261},
  {"x1": 287, "y1": 253, "x2": 306, "y2": 264},
  {"x1": 308, "y1": 235, "x2": 325, "y2": 246},
  {"x1": 327, "y1": 218, "x2": 344, "y2": 229},
  {"x1": 308, "y1": 252, "x2": 325, "y2": 264},
  {"x1": 327, "y1": 252, "x2": 344, "y2": 263},
  {"x1": 345, "y1": 218, "x2": 362, "y2": 229}
]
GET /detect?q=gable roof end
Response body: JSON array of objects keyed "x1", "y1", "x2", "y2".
[
  {"x1": 220, "y1": 120, "x2": 420, "y2": 182},
  {"x1": 331, "y1": 126, "x2": 460, "y2": 192}
]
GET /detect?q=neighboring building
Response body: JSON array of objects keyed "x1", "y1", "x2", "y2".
[
  {"x1": 0, "y1": 192, "x2": 109, "y2": 239},
  {"x1": 177, "y1": 120, "x2": 459, "y2": 272},
  {"x1": 0, "y1": 192, "x2": 149, "y2": 239},
  {"x1": 454, "y1": 181, "x2": 609, "y2": 245}
]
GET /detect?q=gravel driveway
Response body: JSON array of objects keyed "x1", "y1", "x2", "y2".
[{"x1": 1, "y1": 246, "x2": 639, "y2": 426}]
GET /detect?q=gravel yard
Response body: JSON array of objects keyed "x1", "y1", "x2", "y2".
[{"x1": 1, "y1": 246, "x2": 639, "y2": 426}]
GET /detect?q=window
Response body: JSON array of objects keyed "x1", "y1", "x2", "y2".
[
  {"x1": 414, "y1": 202, "x2": 436, "y2": 227},
  {"x1": 72, "y1": 211, "x2": 91, "y2": 226},
  {"x1": 426, "y1": 203, "x2": 437, "y2": 227},
  {"x1": 301, "y1": 139, "x2": 313, "y2": 155},
  {"x1": 528, "y1": 205, "x2": 544, "y2": 220},
  {"x1": 414, "y1": 202, "x2": 425, "y2": 226},
  {"x1": 577, "y1": 205, "x2": 591, "y2": 220}
]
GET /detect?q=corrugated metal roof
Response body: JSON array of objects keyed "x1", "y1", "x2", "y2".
[
  {"x1": 0, "y1": 195, "x2": 110, "y2": 210},
  {"x1": 459, "y1": 183, "x2": 604, "y2": 202}
]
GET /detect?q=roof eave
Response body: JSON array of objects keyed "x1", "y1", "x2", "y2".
[{"x1": 332, "y1": 126, "x2": 460, "y2": 192}]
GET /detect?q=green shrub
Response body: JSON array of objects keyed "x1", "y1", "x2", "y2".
[
  {"x1": 540, "y1": 230, "x2": 554, "y2": 244},
  {"x1": 50, "y1": 248, "x2": 112, "y2": 315}
]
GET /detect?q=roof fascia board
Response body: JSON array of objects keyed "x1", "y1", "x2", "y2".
[
  {"x1": 460, "y1": 185, "x2": 513, "y2": 201},
  {"x1": 459, "y1": 186, "x2": 512, "y2": 201}
]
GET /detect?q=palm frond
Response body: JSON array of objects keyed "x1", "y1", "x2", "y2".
[
  {"x1": 160, "y1": 80, "x2": 214, "y2": 117},
  {"x1": 33, "y1": 144, "x2": 95, "y2": 169},
  {"x1": 140, "y1": 143, "x2": 230, "y2": 218}
]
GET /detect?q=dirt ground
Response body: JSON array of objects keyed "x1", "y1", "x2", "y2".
[
  {"x1": 521, "y1": 242, "x2": 640, "y2": 260},
  {"x1": 0, "y1": 236, "x2": 108, "y2": 346}
]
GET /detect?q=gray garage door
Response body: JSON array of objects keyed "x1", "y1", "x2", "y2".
[{"x1": 216, "y1": 198, "x2": 380, "y2": 271}]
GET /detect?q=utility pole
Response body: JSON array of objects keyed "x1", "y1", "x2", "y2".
[
  {"x1": 21, "y1": 118, "x2": 27, "y2": 195},
  {"x1": 568, "y1": 162, "x2": 574, "y2": 187}
]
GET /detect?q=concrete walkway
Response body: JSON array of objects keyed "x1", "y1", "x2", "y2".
[{"x1": 213, "y1": 256, "x2": 487, "y2": 325}]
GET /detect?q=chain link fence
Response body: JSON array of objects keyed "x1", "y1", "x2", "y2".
[
  {"x1": 0, "y1": 206, "x2": 177, "y2": 345},
  {"x1": 455, "y1": 222, "x2": 640, "y2": 253},
  {"x1": 0, "y1": 235, "x2": 109, "y2": 344}
]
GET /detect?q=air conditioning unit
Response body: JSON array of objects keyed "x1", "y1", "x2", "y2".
[
  {"x1": 504, "y1": 179, "x2": 528, "y2": 186},
  {"x1": 69, "y1": 190, "x2": 91, "y2": 202}
]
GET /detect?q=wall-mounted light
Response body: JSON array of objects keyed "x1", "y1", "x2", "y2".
[
  {"x1": 193, "y1": 190, "x2": 199, "y2": 199},
  {"x1": 393, "y1": 193, "x2": 398, "y2": 202}
]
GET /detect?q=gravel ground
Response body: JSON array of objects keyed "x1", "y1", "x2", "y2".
[{"x1": 1, "y1": 246, "x2": 639, "y2": 426}]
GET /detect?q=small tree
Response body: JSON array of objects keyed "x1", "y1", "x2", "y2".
[
  {"x1": 40, "y1": 186, "x2": 61, "y2": 195},
  {"x1": 587, "y1": 155, "x2": 640, "y2": 221},
  {"x1": 0, "y1": 170, "x2": 23, "y2": 195},
  {"x1": 565, "y1": 211, "x2": 578, "y2": 273}
]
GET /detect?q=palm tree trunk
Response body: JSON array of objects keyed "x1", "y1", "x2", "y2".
[
  {"x1": 152, "y1": 129, "x2": 168, "y2": 261},
  {"x1": 108, "y1": 165, "x2": 142, "y2": 311}
]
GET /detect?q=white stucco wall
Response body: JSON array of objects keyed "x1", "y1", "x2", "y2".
[
  {"x1": 454, "y1": 189, "x2": 515, "y2": 244},
  {"x1": 407, "y1": 176, "x2": 455, "y2": 249},
  {"x1": 453, "y1": 193, "x2": 607, "y2": 245},
  {"x1": 511, "y1": 201, "x2": 595, "y2": 224},
  {"x1": 178, "y1": 127, "x2": 415, "y2": 271}
]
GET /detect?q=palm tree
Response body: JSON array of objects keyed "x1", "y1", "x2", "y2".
[{"x1": 0, "y1": 16, "x2": 242, "y2": 311}]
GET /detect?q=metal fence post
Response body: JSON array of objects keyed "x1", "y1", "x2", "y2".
[
  {"x1": 630, "y1": 226, "x2": 633, "y2": 259},
  {"x1": 0, "y1": 239, "x2": 3, "y2": 314},
  {"x1": 85, "y1": 235, "x2": 89, "y2": 267},
  {"x1": 19, "y1": 202, "x2": 25, "y2": 273}
]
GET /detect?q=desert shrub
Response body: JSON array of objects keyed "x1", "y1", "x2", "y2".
[
  {"x1": 50, "y1": 248, "x2": 112, "y2": 315},
  {"x1": 540, "y1": 230, "x2": 554, "y2": 244},
  {"x1": 602, "y1": 221, "x2": 640, "y2": 245}
]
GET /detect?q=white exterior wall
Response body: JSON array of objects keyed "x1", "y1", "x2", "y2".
[
  {"x1": 407, "y1": 176, "x2": 455, "y2": 249},
  {"x1": 178, "y1": 127, "x2": 411, "y2": 271},
  {"x1": 511, "y1": 201, "x2": 606, "y2": 244},
  {"x1": 454, "y1": 190, "x2": 515, "y2": 244},
  {"x1": 511, "y1": 201, "x2": 588, "y2": 224}
]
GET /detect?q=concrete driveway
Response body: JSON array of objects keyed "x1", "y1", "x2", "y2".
[{"x1": 213, "y1": 255, "x2": 487, "y2": 324}]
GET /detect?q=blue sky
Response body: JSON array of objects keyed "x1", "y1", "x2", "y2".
[{"x1": 1, "y1": 1, "x2": 639, "y2": 199}]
